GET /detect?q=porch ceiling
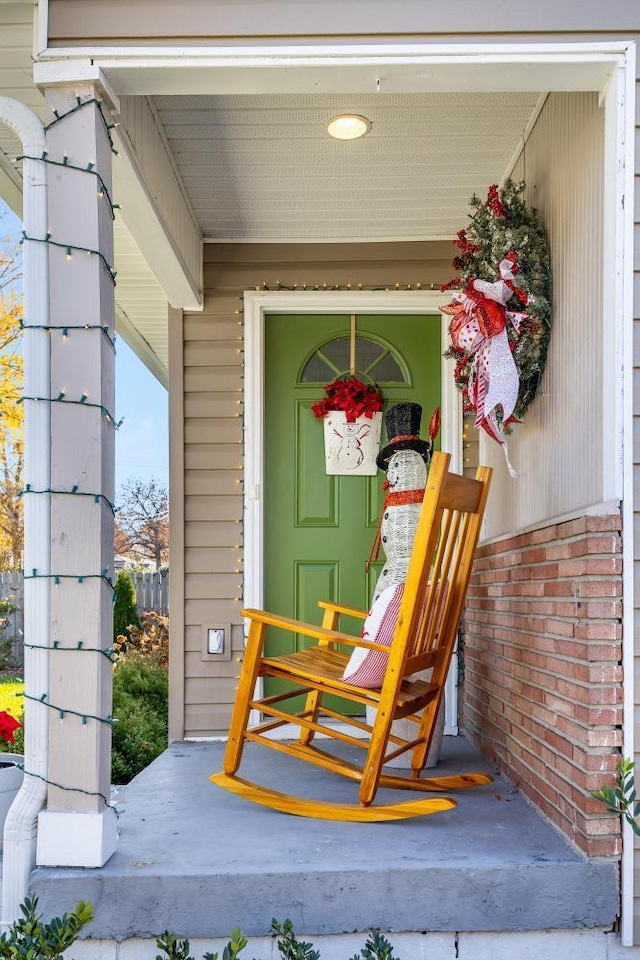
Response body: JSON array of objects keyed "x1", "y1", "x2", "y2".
[
  {"x1": 152, "y1": 91, "x2": 545, "y2": 243},
  {"x1": 0, "y1": 5, "x2": 547, "y2": 378}
]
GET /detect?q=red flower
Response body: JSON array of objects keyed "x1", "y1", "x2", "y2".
[
  {"x1": 0, "y1": 711, "x2": 21, "y2": 749},
  {"x1": 486, "y1": 184, "x2": 506, "y2": 218},
  {"x1": 312, "y1": 376, "x2": 384, "y2": 422}
]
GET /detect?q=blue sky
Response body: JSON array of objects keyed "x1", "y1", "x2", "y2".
[{"x1": 0, "y1": 199, "x2": 169, "y2": 494}]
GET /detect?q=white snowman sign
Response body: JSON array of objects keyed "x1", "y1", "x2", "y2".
[{"x1": 323, "y1": 411, "x2": 382, "y2": 476}]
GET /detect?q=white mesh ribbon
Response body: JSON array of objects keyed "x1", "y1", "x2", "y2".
[{"x1": 450, "y1": 276, "x2": 526, "y2": 478}]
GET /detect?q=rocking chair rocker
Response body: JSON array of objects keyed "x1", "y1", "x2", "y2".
[{"x1": 211, "y1": 451, "x2": 493, "y2": 821}]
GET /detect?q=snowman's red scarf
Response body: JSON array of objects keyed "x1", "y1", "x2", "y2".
[{"x1": 365, "y1": 486, "x2": 425, "y2": 572}]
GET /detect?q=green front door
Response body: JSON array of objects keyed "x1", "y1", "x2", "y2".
[{"x1": 264, "y1": 313, "x2": 441, "y2": 697}]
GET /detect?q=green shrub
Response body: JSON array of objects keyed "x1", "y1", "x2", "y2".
[
  {"x1": 0, "y1": 898, "x2": 93, "y2": 960},
  {"x1": 113, "y1": 570, "x2": 141, "y2": 643},
  {"x1": 156, "y1": 920, "x2": 400, "y2": 960},
  {"x1": 0, "y1": 902, "x2": 400, "y2": 960},
  {"x1": 111, "y1": 653, "x2": 168, "y2": 783}
]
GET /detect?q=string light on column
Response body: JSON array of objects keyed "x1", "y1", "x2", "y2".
[
  {"x1": 18, "y1": 393, "x2": 123, "y2": 429},
  {"x1": 45, "y1": 96, "x2": 119, "y2": 157},
  {"x1": 19, "y1": 319, "x2": 116, "y2": 352},
  {"x1": 24, "y1": 568, "x2": 115, "y2": 590},
  {"x1": 20, "y1": 485, "x2": 116, "y2": 515},
  {"x1": 24, "y1": 640, "x2": 118, "y2": 662},
  {"x1": 20, "y1": 233, "x2": 117, "y2": 284},
  {"x1": 15, "y1": 154, "x2": 118, "y2": 219}
]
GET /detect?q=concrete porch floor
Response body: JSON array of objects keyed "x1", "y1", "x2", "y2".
[{"x1": 30, "y1": 736, "x2": 618, "y2": 941}]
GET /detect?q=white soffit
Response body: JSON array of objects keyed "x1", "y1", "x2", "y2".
[
  {"x1": 153, "y1": 92, "x2": 544, "y2": 242},
  {"x1": 113, "y1": 216, "x2": 169, "y2": 382}
]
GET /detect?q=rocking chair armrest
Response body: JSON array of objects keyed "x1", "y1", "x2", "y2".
[
  {"x1": 317, "y1": 600, "x2": 368, "y2": 620},
  {"x1": 240, "y1": 608, "x2": 390, "y2": 652}
]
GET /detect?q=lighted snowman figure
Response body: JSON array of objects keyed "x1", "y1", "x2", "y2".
[
  {"x1": 372, "y1": 402, "x2": 434, "y2": 603},
  {"x1": 369, "y1": 402, "x2": 444, "y2": 767}
]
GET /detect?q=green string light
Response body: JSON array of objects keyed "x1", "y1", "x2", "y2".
[
  {"x1": 18, "y1": 394, "x2": 123, "y2": 430},
  {"x1": 24, "y1": 568, "x2": 115, "y2": 590},
  {"x1": 20, "y1": 232, "x2": 117, "y2": 284},
  {"x1": 17, "y1": 764, "x2": 118, "y2": 815},
  {"x1": 22, "y1": 691, "x2": 115, "y2": 726},
  {"x1": 20, "y1": 485, "x2": 116, "y2": 515},
  {"x1": 23, "y1": 640, "x2": 118, "y2": 662},
  {"x1": 253, "y1": 281, "x2": 436, "y2": 293},
  {"x1": 45, "y1": 96, "x2": 119, "y2": 156},
  {"x1": 19, "y1": 318, "x2": 117, "y2": 352},
  {"x1": 15, "y1": 154, "x2": 117, "y2": 220}
]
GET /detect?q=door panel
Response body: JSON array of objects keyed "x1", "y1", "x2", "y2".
[{"x1": 264, "y1": 313, "x2": 441, "y2": 701}]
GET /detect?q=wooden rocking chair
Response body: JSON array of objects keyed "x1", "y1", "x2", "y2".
[{"x1": 211, "y1": 451, "x2": 493, "y2": 821}]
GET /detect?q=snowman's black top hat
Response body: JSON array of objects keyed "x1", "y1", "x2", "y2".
[{"x1": 376, "y1": 401, "x2": 433, "y2": 470}]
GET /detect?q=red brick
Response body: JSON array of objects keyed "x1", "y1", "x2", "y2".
[
  {"x1": 556, "y1": 558, "x2": 588, "y2": 577},
  {"x1": 586, "y1": 557, "x2": 623, "y2": 575},
  {"x1": 545, "y1": 542, "x2": 574, "y2": 560},
  {"x1": 582, "y1": 599, "x2": 622, "y2": 618},
  {"x1": 543, "y1": 580, "x2": 575, "y2": 597},
  {"x1": 575, "y1": 580, "x2": 622, "y2": 599},
  {"x1": 573, "y1": 621, "x2": 621, "y2": 641},
  {"x1": 557, "y1": 517, "x2": 589, "y2": 538},
  {"x1": 586, "y1": 515, "x2": 622, "y2": 532}
]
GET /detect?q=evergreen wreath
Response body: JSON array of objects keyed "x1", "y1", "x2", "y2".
[{"x1": 442, "y1": 180, "x2": 552, "y2": 428}]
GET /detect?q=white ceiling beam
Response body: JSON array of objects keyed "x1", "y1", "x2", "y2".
[
  {"x1": 112, "y1": 100, "x2": 203, "y2": 311},
  {"x1": 34, "y1": 62, "x2": 204, "y2": 311}
]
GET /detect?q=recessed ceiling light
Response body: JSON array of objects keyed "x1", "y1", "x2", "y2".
[{"x1": 327, "y1": 114, "x2": 372, "y2": 141}]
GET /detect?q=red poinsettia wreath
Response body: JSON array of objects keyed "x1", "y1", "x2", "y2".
[
  {"x1": 312, "y1": 376, "x2": 384, "y2": 423},
  {"x1": 441, "y1": 180, "x2": 552, "y2": 476}
]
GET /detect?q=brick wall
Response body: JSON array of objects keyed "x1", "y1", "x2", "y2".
[{"x1": 463, "y1": 513, "x2": 623, "y2": 858}]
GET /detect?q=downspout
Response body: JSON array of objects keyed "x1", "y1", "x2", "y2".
[{"x1": 0, "y1": 98, "x2": 50, "y2": 927}]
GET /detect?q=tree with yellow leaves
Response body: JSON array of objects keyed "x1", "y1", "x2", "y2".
[{"x1": 0, "y1": 240, "x2": 23, "y2": 570}]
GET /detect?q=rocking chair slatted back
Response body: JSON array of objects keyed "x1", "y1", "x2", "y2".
[{"x1": 211, "y1": 451, "x2": 493, "y2": 822}]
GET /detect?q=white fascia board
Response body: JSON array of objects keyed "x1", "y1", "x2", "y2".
[
  {"x1": 32, "y1": 41, "x2": 629, "y2": 98},
  {"x1": 34, "y1": 39, "x2": 633, "y2": 60}
]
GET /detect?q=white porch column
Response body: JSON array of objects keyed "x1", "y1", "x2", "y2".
[{"x1": 36, "y1": 84, "x2": 118, "y2": 866}]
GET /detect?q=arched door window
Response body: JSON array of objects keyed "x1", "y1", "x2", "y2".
[{"x1": 299, "y1": 334, "x2": 408, "y2": 384}]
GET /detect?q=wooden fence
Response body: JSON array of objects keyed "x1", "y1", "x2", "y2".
[
  {"x1": 130, "y1": 569, "x2": 169, "y2": 617},
  {"x1": 0, "y1": 572, "x2": 23, "y2": 664},
  {"x1": 0, "y1": 569, "x2": 169, "y2": 665}
]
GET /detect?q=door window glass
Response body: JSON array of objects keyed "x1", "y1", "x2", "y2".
[{"x1": 300, "y1": 335, "x2": 406, "y2": 384}]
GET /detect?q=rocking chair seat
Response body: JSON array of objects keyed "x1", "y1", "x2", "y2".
[{"x1": 261, "y1": 645, "x2": 439, "y2": 715}]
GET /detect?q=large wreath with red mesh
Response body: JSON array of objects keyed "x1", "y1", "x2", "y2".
[{"x1": 441, "y1": 180, "x2": 552, "y2": 462}]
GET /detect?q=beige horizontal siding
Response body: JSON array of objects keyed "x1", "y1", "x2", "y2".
[{"x1": 46, "y1": 1, "x2": 640, "y2": 43}]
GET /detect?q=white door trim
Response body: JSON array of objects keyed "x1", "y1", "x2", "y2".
[{"x1": 243, "y1": 289, "x2": 461, "y2": 732}]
